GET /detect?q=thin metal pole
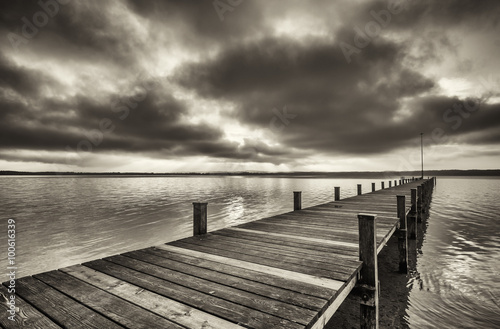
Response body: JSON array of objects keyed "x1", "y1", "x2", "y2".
[{"x1": 420, "y1": 133, "x2": 424, "y2": 179}]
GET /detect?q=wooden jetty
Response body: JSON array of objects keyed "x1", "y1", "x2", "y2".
[{"x1": 2, "y1": 177, "x2": 435, "y2": 329}]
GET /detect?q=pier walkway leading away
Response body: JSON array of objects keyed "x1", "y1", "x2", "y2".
[{"x1": 2, "y1": 178, "x2": 435, "y2": 329}]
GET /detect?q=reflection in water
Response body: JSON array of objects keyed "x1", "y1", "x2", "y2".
[{"x1": 405, "y1": 177, "x2": 500, "y2": 328}]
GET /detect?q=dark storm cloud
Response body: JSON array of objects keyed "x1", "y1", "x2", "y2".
[
  {"x1": 1, "y1": 1, "x2": 147, "y2": 68},
  {"x1": 0, "y1": 87, "x2": 218, "y2": 152},
  {"x1": 171, "y1": 0, "x2": 500, "y2": 158},
  {"x1": 0, "y1": 68, "x2": 289, "y2": 164},
  {"x1": 349, "y1": 0, "x2": 500, "y2": 30},
  {"x1": 0, "y1": 52, "x2": 57, "y2": 96},
  {"x1": 175, "y1": 35, "x2": 437, "y2": 154},
  {"x1": 125, "y1": 0, "x2": 265, "y2": 44}
]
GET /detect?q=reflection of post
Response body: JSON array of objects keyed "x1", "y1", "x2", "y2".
[
  {"x1": 397, "y1": 195, "x2": 408, "y2": 274},
  {"x1": 422, "y1": 182, "x2": 427, "y2": 213},
  {"x1": 408, "y1": 189, "x2": 417, "y2": 240},
  {"x1": 407, "y1": 236, "x2": 418, "y2": 275},
  {"x1": 193, "y1": 202, "x2": 208, "y2": 236},
  {"x1": 358, "y1": 213, "x2": 378, "y2": 329},
  {"x1": 334, "y1": 187, "x2": 340, "y2": 201},
  {"x1": 357, "y1": 184, "x2": 362, "y2": 195},
  {"x1": 417, "y1": 185, "x2": 423, "y2": 223},
  {"x1": 293, "y1": 191, "x2": 302, "y2": 211}
]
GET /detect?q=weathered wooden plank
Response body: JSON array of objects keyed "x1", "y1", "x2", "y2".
[
  {"x1": 236, "y1": 222, "x2": 360, "y2": 243},
  {"x1": 241, "y1": 221, "x2": 399, "y2": 246},
  {"x1": 183, "y1": 234, "x2": 361, "y2": 268},
  {"x1": 156, "y1": 244, "x2": 348, "y2": 291},
  {"x1": 34, "y1": 270, "x2": 184, "y2": 329},
  {"x1": 169, "y1": 240, "x2": 356, "y2": 280},
  {"x1": 299, "y1": 208, "x2": 397, "y2": 218},
  {"x1": 105, "y1": 254, "x2": 317, "y2": 325},
  {"x1": 176, "y1": 236, "x2": 360, "y2": 272},
  {"x1": 257, "y1": 218, "x2": 396, "y2": 234},
  {"x1": 84, "y1": 259, "x2": 304, "y2": 329},
  {"x1": 0, "y1": 285, "x2": 61, "y2": 329},
  {"x1": 14, "y1": 276, "x2": 123, "y2": 329},
  {"x1": 256, "y1": 217, "x2": 396, "y2": 232},
  {"x1": 142, "y1": 247, "x2": 336, "y2": 300},
  {"x1": 205, "y1": 232, "x2": 357, "y2": 260},
  {"x1": 125, "y1": 250, "x2": 327, "y2": 311},
  {"x1": 60, "y1": 265, "x2": 246, "y2": 329},
  {"x1": 217, "y1": 228, "x2": 358, "y2": 254},
  {"x1": 227, "y1": 227, "x2": 359, "y2": 249},
  {"x1": 238, "y1": 221, "x2": 360, "y2": 237}
]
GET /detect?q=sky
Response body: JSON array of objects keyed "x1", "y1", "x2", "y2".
[{"x1": 0, "y1": 0, "x2": 499, "y2": 173}]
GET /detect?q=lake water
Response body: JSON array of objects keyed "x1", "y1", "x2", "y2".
[
  {"x1": 405, "y1": 177, "x2": 500, "y2": 328},
  {"x1": 0, "y1": 175, "x2": 499, "y2": 328}
]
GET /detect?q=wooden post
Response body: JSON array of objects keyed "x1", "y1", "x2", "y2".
[
  {"x1": 381, "y1": 181, "x2": 385, "y2": 189},
  {"x1": 397, "y1": 195, "x2": 408, "y2": 274},
  {"x1": 193, "y1": 202, "x2": 208, "y2": 236},
  {"x1": 293, "y1": 191, "x2": 302, "y2": 211},
  {"x1": 394, "y1": 180, "x2": 397, "y2": 186},
  {"x1": 357, "y1": 184, "x2": 362, "y2": 195},
  {"x1": 371, "y1": 183, "x2": 375, "y2": 192},
  {"x1": 358, "y1": 213, "x2": 379, "y2": 329},
  {"x1": 335, "y1": 186, "x2": 340, "y2": 201},
  {"x1": 408, "y1": 189, "x2": 417, "y2": 239},
  {"x1": 389, "y1": 181, "x2": 392, "y2": 188}
]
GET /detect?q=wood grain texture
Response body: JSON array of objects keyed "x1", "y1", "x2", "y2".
[
  {"x1": 0, "y1": 285, "x2": 61, "y2": 329},
  {"x1": 15, "y1": 276, "x2": 123, "y2": 329},
  {"x1": 34, "y1": 270, "x2": 184, "y2": 329},
  {"x1": 84, "y1": 259, "x2": 304, "y2": 329}
]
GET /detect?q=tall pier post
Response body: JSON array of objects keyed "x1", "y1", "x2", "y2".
[
  {"x1": 334, "y1": 187, "x2": 340, "y2": 201},
  {"x1": 357, "y1": 184, "x2": 362, "y2": 195},
  {"x1": 397, "y1": 195, "x2": 408, "y2": 274},
  {"x1": 372, "y1": 183, "x2": 375, "y2": 192},
  {"x1": 381, "y1": 181, "x2": 385, "y2": 189},
  {"x1": 193, "y1": 202, "x2": 208, "y2": 236},
  {"x1": 358, "y1": 213, "x2": 379, "y2": 329},
  {"x1": 293, "y1": 191, "x2": 302, "y2": 211},
  {"x1": 389, "y1": 181, "x2": 392, "y2": 188}
]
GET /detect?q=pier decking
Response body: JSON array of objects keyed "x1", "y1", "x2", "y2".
[{"x1": 2, "y1": 178, "x2": 434, "y2": 329}]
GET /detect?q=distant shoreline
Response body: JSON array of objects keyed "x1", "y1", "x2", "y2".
[{"x1": 1, "y1": 169, "x2": 499, "y2": 177}]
